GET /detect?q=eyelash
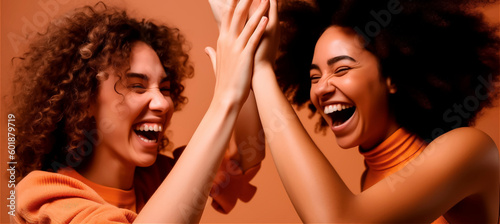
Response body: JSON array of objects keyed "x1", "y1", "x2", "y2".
[
  {"x1": 160, "y1": 88, "x2": 171, "y2": 96},
  {"x1": 335, "y1": 66, "x2": 351, "y2": 74},
  {"x1": 128, "y1": 84, "x2": 171, "y2": 96},
  {"x1": 129, "y1": 84, "x2": 146, "y2": 91},
  {"x1": 310, "y1": 75, "x2": 321, "y2": 84},
  {"x1": 310, "y1": 66, "x2": 351, "y2": 83}
]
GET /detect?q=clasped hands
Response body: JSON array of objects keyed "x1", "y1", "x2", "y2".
[{"x1": 205, "y1": 0, "x2": 278, "y2": 107}]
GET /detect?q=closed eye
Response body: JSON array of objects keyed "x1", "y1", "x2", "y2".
[
  {"x1": 160, "y1": 80, "x2": 171, "y2": 96},
  {"x1": 160, "y1": 87, "x2": 171, "y2": 96},
  {"x1": 310, "y1": 74, "x2": 321, "y2": 84},
  {"x1": 335, "y1": 66, "x2": 351, "y2": 75},
  {"x1": 129, "y1": 84, "x2": 146, "y2": 93}
]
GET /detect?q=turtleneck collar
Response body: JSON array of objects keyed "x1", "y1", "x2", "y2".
[
  {"x1": 358, "y1": 128, "x2": 448, "y2": 224},
  {"x1": 360, "y1": 128, "x2": 427, "y2": 171}
]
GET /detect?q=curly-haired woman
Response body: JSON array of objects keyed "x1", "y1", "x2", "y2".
[
  {"x1": 210, "y1": 0, "x2": 499, "y2": 222},
  {"x1": 11, "y1": 1, "x2": 269, "y2": 223}
]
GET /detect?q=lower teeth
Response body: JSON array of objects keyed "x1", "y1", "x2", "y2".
[
  {"x1": 139, "y1": 135, "x2": 157, "y2": 143},
  {"x1": 331, "y1": 107, "x2": 356, "y2": 127},
  {"x1": 333, "y1": 121, "x2": 343, "y2": 127}
]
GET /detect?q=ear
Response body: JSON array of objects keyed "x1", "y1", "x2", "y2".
[{"x1": 386, "y1": 77, "x2": 397, "y2": 94}]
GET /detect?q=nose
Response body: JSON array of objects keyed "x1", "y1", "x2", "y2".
[
  {"x1": 148, "y1": 88, "x2": 170, "y2": 114},
  {"x1": 312, "y1": 77, "x2": 336, "y2": 102}
]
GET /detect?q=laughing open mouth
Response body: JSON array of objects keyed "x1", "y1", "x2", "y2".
[
  {"x1": 134, "y1": 124, "x2": 163, "y2": 143},
  {"x1": 324, "y1": 104, "x2": 356, "y2": 127}
]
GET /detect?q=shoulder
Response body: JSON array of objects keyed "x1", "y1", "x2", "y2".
[
  {"x1": 16, "y1": 170, "x2": 136, "y2": 223},
  {"x1": 430, "y1": 127, "x2": 497, "y2": 155},
  {"x1": 18, "y1": 169, "x2": 93, "y2": 191},
  {"x1": 17, "y1": 169, "x2": 105, "y2": 204},
  {"x1": 441, "y1": 127, "x2": 494, "y2": 139},
  {"x1": 426, "y1": 127, "x2": 498, "y2": 179}
]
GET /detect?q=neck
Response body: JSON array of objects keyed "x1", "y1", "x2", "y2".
[
  {"x1": 360, "y1": 121, "x2": 400, "y2": 151},
  {"x1": 76, "y1": 147, "x2": 136, "y2": 190}
]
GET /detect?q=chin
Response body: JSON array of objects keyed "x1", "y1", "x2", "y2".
[
  {"x1": 334, "y1": 135, "x2": 360, "y2": 149},
  {"x1": 135, "y1": 153, "x2": 158, "y2": 168},
  {"x1": 336, "y1": 141, "x2": 357, "y2": 149}
]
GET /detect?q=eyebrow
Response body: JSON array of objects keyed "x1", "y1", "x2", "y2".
[
  {"x1": 126, "y1": 72, "x2": 148, "y2": 80},
  {"x1": 327, "y1": 55, "x2": 357, "y2": 66},
  {"x1": 310, "y1": 55, "x2": 357, "y2": 70},
  {"x1": 126, "y1": 72, "x2": 169, "y2": 83}
]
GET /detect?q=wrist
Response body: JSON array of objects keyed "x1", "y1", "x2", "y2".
[
  {"x1": 254, "y1": 62, "x2": 274, "y2": 74},
  {"x1": 211, "y1": 89, "x2": 247, "y2": 114},
  {"x1": 253, "y1": 64, "x2": 276, "y2": 84},
  {"x1": 254, "y1": 59, "x2": 274, "y2": 70}
]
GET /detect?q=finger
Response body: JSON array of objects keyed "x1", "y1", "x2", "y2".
[
  {"x1": 205, "y1": 47, "x2": 217, "y2": 75},
  {"x1": 245, "y1": 16, "x2": 268, "y2": 54},
  {"x1": 248, "y1": 0, "x2": 260, "y2": 17},
  {"x1": 268, "y1": 0, "x2": 278, "y2": 28},
  {"x1": 229, "y1": 0, "x2": 253, "y2": 35},
  {"x1": 237, "y1": 0, "x2": 269, "y2": 45},
  {"x1": 208, "y1": 0, "x2": 223, "y2": 30},
  {"x1": 212, "y1": 0, "x2": 237, "y2": 32}
]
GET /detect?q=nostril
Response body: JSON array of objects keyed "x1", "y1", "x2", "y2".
[
  {"x1": 320, "y1": 93, "x2": 334, "y2": 102},
  {"x1": 149, "y1": 93, "x2": 169, "y2": 113},
  {"x1": 314, "y1": 79, "x2": 336, "y2": 98}
]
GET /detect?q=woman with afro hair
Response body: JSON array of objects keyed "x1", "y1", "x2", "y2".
[
  {"x1": 210, "y1": 0, "x2": 499, "y2": 222},
  {"x1": 11, "y1": 1, "x2": 270, "y2": 223}
]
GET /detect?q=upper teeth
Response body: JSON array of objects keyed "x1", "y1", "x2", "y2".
[
  {"x1": 324, "y1": 104, "x2": 353, "y2": 115},
  {"x1": 135, "y1": 124, "x2": 163, "y2": 132}
]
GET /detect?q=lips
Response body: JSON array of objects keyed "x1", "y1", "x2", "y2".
[
  {"x1": 323, "y1": 103, "x2": 356, "y2": 127},
  {"x1": 133, "y1": 123, "x2": 163, "y2": 143}
]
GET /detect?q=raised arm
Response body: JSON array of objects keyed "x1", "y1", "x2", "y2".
[
  {"x1": 207, "y1": 0, "x2": 265, "y2": 173},
  {"x1": 134, "y1": 1, "x2": 269, "y2": 222},
  {"x1": 232, "y1": 91, "x2": 265, "y2": 171},
  {"x1": 250, "y1": 0, "x2": 499, "y2": 222},
  {"x1": 204, "y1": 0, "x2": 266, "y2": 214}
]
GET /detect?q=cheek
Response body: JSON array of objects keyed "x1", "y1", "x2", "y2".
[
  {"x1": 93, "y1": 101, "x2": 127, "y2": 134},
  {"x1": 113, "y1": 102, "x2": 133, "y2": 119},
  {"x1": 165, "y1": 97, "x2": 175, "y2": 123},
  {"x1": 343, "y1": 71, "x2": 383, "y2": 103},
  {"x1": 122, "y1": 94, "x2": 152, "y2": 117},
  {"x1": 310, "y1": 87, "x2": 321, "y2": 110},
  {"x1": 97, "y1": 117, "x2": 119, "y2": 136},
  {"x1": 340, "y1": 76, "x2": 363, "y2": 97},
  {"x1": 356, "y1": 81, "x2": 390, "y2": 122}
]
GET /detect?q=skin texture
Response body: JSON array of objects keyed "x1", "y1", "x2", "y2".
[
  {"x1": 12, "y1": 2, "x2": 269, "y2": 222},
  {"x1": 310, "y1": 26, "x2": 399, "y2": 150},
  {"x1": 133, "y1": 0, "x2": 270, "y2": 222},
  {"x1": 210, "y1": 1, "x2": 499, "y2": 222},
  {"x1": 206, "y1": 0, "x2": 267, "y2": 173},
  {"x1": 82, "y1": 42, "x2": 174, "y2": 190},
  {"x1": 63, "y1": 1, "x2": 270, "y2": 222}
]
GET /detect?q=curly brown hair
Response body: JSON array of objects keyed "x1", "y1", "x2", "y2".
[
  {"x1": 11, "y1": 2, "x2": 194, "y2": 180},
  {"x1": 277, "y1": 0, "x2": 500, "y2": 141}
]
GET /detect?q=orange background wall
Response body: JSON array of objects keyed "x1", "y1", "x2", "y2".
[{"x1": 1, "y1": 1, "x2": 498, "y2": 223}]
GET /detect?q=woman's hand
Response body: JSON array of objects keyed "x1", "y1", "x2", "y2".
[
  {"x1": 254, "y1": 0, "x2": 279, "y2": 69},
  {"x1": 205, "y1": 0, "x2": 270, "y2": 107}
]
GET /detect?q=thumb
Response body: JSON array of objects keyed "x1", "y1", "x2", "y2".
[{"x1": 205, "y1": 46, "x2": 217, "y2": 75}]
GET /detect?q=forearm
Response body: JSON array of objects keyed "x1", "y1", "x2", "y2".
[
  {"x1": 233, "y1": 91, "x2": 265, "y2": 172},
  {"x1": 135, "y1": 96, "x2": 241, "y2": 223},
  {"x1": 252, "y1": 65, "x2": 354, "y2": 222}
]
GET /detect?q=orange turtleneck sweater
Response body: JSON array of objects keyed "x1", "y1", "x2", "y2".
[{"x1": 359, "y1": 128, "x2": 448, "y2": 224}]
